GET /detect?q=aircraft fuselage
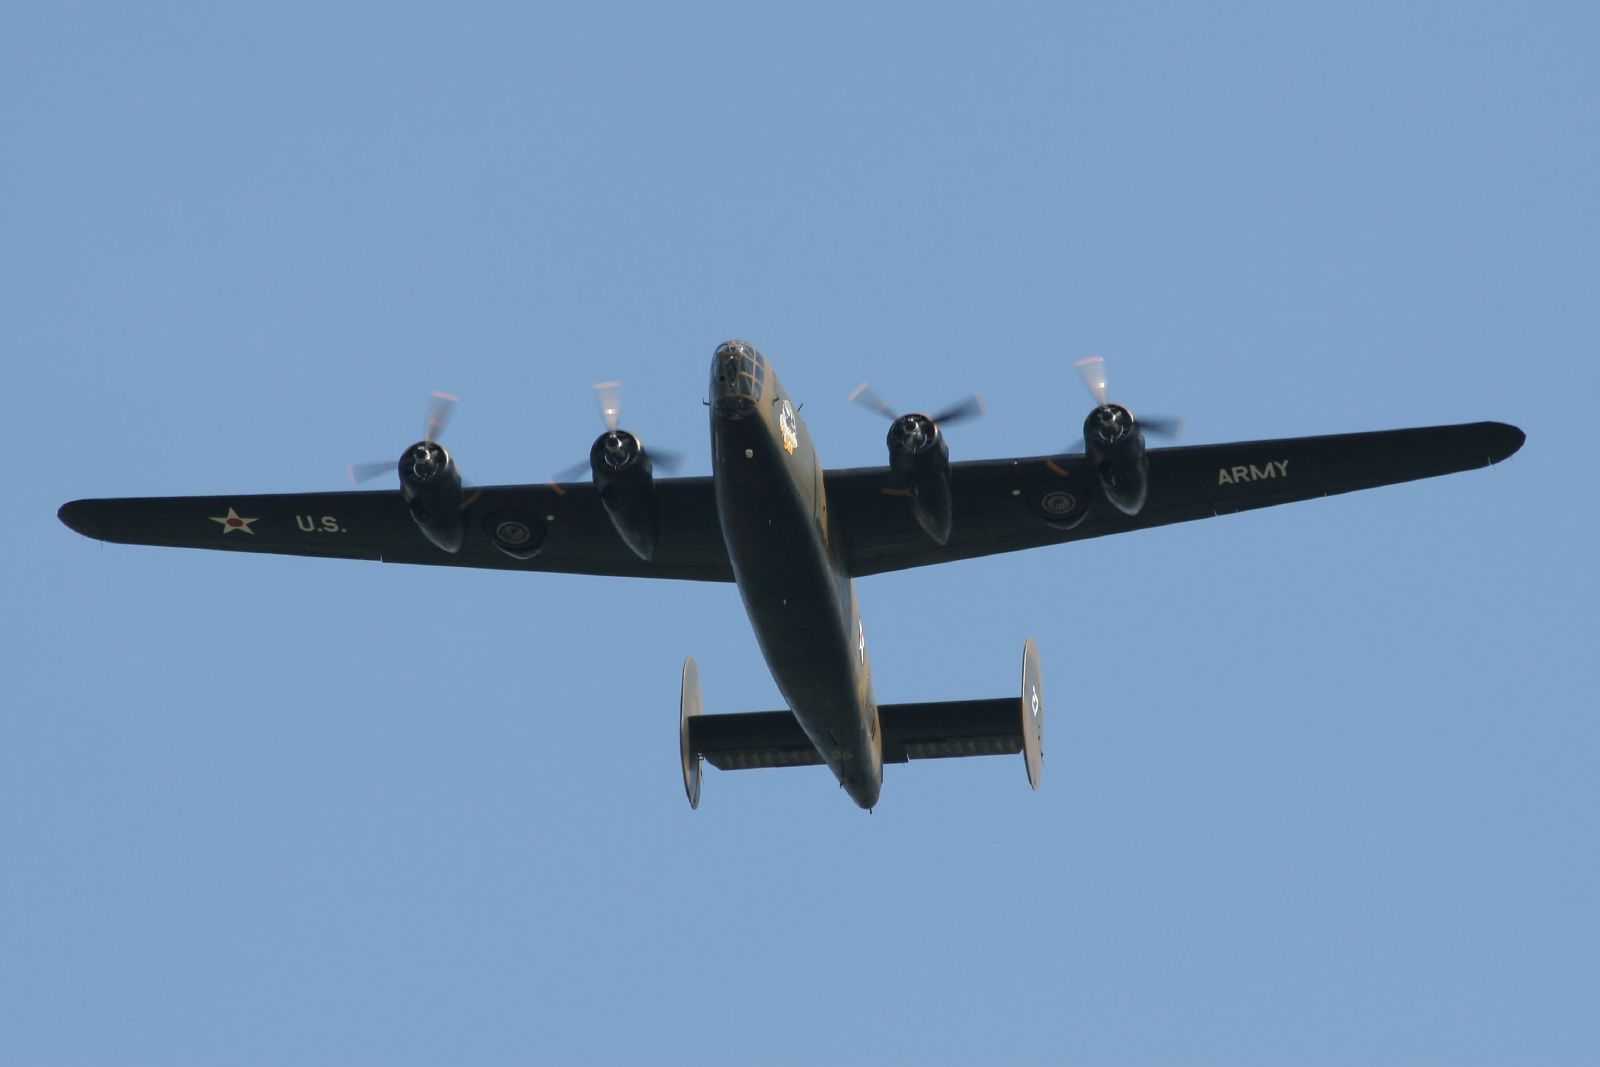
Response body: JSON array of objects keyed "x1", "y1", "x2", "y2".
[{"x1": 708, "y1": 341, "x2": 883, "y2": 807}]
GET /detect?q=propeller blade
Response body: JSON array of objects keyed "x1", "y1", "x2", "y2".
[
  {"x1": 650, "y1": 446, "x2": 685, "y2": 475},
  {"x1": 1074, "y1": 356, "x2": 1109, "y2": 408},
  {"x1": 593, "y1": 381, "x2": 623, "y2": 432},
  {"x1": 929, "y1": 394, "x2": 985, "y2": 426},
  {"x1": 1141, "y1": 415, "x2": 1185, "y2": 440},
  {"x1": 347, "y1": 460, "x2": 393, "y2": 486},
  {"x1": 424, "y1": 391, "x2": 458, "y2": 443},
  {"x1": 550, "y1": 458, "x2": 590, "y2": 483},
  {"x1": 848, "y1": 382, "x2": 898, "y2": 421}
]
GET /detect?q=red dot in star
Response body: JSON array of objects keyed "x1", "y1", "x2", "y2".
[{"x1": 227, "y1": 518, "x2": 242, "y2": 527}]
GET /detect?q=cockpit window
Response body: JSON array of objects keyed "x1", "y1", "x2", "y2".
[{"x1": 711, "y1": 341, "x2": 765, "y2": 404}]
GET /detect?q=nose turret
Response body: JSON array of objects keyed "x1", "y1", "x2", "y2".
[{"x1": 710, "y1": 340, "x2": 765, "y2": 417}]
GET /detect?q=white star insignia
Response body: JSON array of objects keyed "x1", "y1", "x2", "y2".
[{"x1": 210, "y1": 507, "x2": 258, "y2": 534}]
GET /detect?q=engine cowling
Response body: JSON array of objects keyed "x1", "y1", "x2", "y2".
[
  {"x1": 1083, "y1": 403, "x2": 1149, "y2": 516},
  {"x1": 398, "y1": 440, "x2": 466, "y2": 552},
  {"x1": 590, "y1": 429, "x2": 659, "y2": 561},
  {"x1": 887, "y1": 413, "x2": 955, "y2": 545}
]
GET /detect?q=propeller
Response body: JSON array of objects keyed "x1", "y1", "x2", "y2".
[
  {"x1": 847, "y1": 383, "x2": 985, "y2": 427},
  {"x1": 423, "y1": 390, "x2": 458, "y2": 443},
  {"x1": 593, "y1": 380, "x2": 623, "y2": 433},
  {"x1": 1071, "y1": 356, "x2": 1183, "y2": 444},
  {"x1": 348, "y1": 391, "x2": 460, "y2": 485},
  {"x1": 550, "y1": 381, "x2": 683, "y2": 483},
  {"x1": 1074, "y1": 355, "x2": 1111, "y2": 409}
]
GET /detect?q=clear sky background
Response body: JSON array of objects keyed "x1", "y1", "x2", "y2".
[{"x1": 3, "y1": 3, "x2": 1596, "y2": 1065}]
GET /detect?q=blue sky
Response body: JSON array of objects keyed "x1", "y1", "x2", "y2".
[{"x1": 4, "y1": 3, "x2": 1596, "y2": 1064}]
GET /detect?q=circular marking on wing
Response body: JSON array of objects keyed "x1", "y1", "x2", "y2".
[
  {"x1": 1029, "y1": 482, "x2": 1089, "y2": 529},
  {"x1": 495, "y1": 519, "x2": 533, "y2": 546},
  {"x1": 482, "y1": 510, "x2": 547, "y2": 559},
  {"x1": 1039, "y1": 489, "x2": 1077, "y2": 515}
]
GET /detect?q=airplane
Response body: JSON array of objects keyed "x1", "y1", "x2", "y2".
[{"x1": 58, "y1": 342, "x2": 1525, "y2": 809}]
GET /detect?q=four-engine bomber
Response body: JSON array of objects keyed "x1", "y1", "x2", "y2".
[{"x1": 57, "y1": 343, "x2": 1525, "y2": 808}]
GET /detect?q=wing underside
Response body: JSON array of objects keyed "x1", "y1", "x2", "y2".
[
  {"x1": 830, "y1": 421, "x2": 1524, "y2": 576},
  {"x1": 57, "y1": 478, "x2": 736, "y2": 582},
  {"x1": 58, "y1": 421, "x2": 1523, "y2": 580}
]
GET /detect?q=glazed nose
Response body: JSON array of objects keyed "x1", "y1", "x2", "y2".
[{"x1": 710, "y1": 341, "x2": 760, "y2": 414}]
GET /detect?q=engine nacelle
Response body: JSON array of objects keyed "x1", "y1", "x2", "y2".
[
  {"x1": 590, "y1": 429, "x2": 659, "y2": 561},
  {"x1": 1083, "y1": 403, "x2": 1149, "y2": 516},
  {"x1": 398, "y1": 440, "x2": 466, "y2": 552},
  {"x1": 887, "y1": 413, "x2": 955, "y2": 545}
]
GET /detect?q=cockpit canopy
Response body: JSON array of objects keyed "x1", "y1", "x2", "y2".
[{"x1": 710, "y1": 340, "x2": 766, "y2": 414}]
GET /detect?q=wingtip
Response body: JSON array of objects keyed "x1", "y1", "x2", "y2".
[
  {"x1": 58, "y1": 499, "x2": 101, "y2": 540},
  {"x1": 1485, "y1": 421, "x2": 1526, "y2": 464}
]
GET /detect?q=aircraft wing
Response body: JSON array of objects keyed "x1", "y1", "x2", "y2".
[
  {"x1": 59, "y1": 422, "x2": 1522, "y2": 581},
  {"x1": 57, "y1": 478, "x2": 736, "y2": 582},
  {"x1": 828, "y1": 421, "x2": 1524, "y2": 577}
]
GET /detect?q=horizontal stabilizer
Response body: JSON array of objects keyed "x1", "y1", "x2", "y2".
[
  {"x1": 687, "y1": 698, "x2": 1024, "y2": 771},
  {"x1": 881, "y1": 699, "x2": 1022, "y2": 762},
  {"x1": 691, "y1": 711, "x2": 824, "y2": 771}
]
